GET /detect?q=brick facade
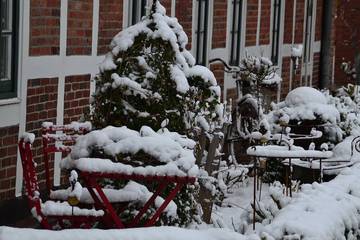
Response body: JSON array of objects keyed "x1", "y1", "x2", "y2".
[
  {"x1": 0, "y1": 125, "x2": 19, "y2": 201},
  {"x1": 245, "y1": 0, "x2": 258, "y2": 46},
  {"x1": 64, "y1": 75, "x2": 91, "y2": 124},
  {"x1": 29, "y1": 0, "x2": 61, "y2": 56},
  {"x1": 315, "y1": 0, "x2": 323, "y2": 41},
  {"x1": 259, "y1": 0, "x2": 271, "y2": 45},
  {"x1": 161, "y1": 0, "x2": 172, "y2": 15},
  {"x1": 97, "y1": 0, "x2": 123, "y2": 55},
  {"x1": 26, "y1": 78, "x2": 58, "y2": 190},
  {"x1": 283, "y1": 0, "x2": 294, "y2": 44},
  {"x1": 281, "y1": 57, "x2": 291, "y2": 99},
  {"x1": 312, "y1": 52, "x2": 321, "y2": 87},
  {"x1": 294, "y1": 0, "x2": 305, "y2": 43},
  {"x1": 176, "y1": 0, "x2": 192, "y2": 49},
  {"x1": 67, "y1": 0, "x2": 93, "y2": 55},
  {"x1": 212, "y1": 0, "x2": 227, "y2": 49},
  {"x1": 334, "y1": 0, "x2": 360, "y2": 87}
]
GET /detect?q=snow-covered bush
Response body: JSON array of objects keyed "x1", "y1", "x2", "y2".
[
  {"x1": 267, "y1": 87, "x2": 342, "y2": 143},
  {"x1": 326, "y1": 86, "x2": 360, "y2": 137},
  {"x1": 89, "y1": 1, "x2": 222, "y2": 134}
]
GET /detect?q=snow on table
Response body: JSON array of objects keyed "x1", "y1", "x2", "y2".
[
  {"x1": 262, "y1": 163, "x2": 360, "y2": 239},
  {"x1": 246, "y1": 145, "x2": 333, "y2": 159},
  {"x1": 0, "y1": 226, "x2": 259, "y2": 240},
  {"x1": 62, "y1": 125, "x2": 199, "y2": 177}
]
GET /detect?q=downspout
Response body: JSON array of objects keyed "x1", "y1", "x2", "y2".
[{"x1": 319, "y1": 0, "x2": 334, "y2": 89}]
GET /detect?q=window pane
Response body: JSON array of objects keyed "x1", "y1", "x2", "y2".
[
  {"x1": 1, "y1": 0, "x2": 11, "y2": 31},
  {"x1": 0, "y1": 35, "x2": 11, "y2": 81}
]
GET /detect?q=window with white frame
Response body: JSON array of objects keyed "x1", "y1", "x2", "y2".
[
  {"x1": 271, "y1": 0, "x2": 281, "y2": 65},
  {"x1": 0, "y1": 0, "x2": 18, "y2": 99},
  {"x1": 303, "y1": 0, "x2": 313, "y2": 63},
  {"x1": 195, "y1": 0, "x2": 209, "y2": 66},
  {"x1": 230, "y1": 0, "x2": 243, "y2": 66},
  {"x1": 128, "y1": 0, "x2": 147, "y2": 26}
]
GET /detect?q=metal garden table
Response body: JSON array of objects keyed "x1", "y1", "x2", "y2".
[{"x1": 247, "y1": 144, "x2": 332, "y2": 230}]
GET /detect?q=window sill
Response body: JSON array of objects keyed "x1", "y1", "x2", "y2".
[{"x1": 0, "y1": 97, "x2": 21, "y2": 106}]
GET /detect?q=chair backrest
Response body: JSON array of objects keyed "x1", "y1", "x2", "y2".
[
  {"x1": 18, "y1": 136, "x2": 41, "y2": 208},
  {"x1": 41, "y1": 121, "x2": 91, "y2": 193}
]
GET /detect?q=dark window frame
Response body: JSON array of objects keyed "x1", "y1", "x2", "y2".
[
  {"x1": 0, "y1": 0, "x2": 19, "y2": 100},
  {"x1": 196, "y1": 0, "x2": 209, "y2": 66},
  {"x1": 130, "y1": 0, "x2": 147, "y2": 26},
  {"x1": 303, "y1": 0, "x2": 313, "y2": 63},
  {"x1": 271, "y1": 0, "x2": 281, "y2": 65},
  {"x1": 230, "y1": 0, "x2": 243, "y2": 66}
]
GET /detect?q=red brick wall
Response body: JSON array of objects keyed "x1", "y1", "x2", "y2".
[
  {"x1": 26, "y1": 78, "x2": 58, "y2": 189},
  {"x1": 210, "y1": 63, "x2": 225, "y2": 99},
  {"x1": 334, "y1": 0, "x2": 360, "y2": 87},
  {"x1": 67, "y1": 0, "x2": 93, "y2": 55},
  {"x1": 312, "y1": 52, "x2": 320, "y2": 88},
  {"x1": 176, "y1": 0, "x2": 192, "y2": 50},
  {"x1": 29, "y1": 0, "x2": 60, "y2": 56},
  {"x1": 294, "y1": 0, "x2": 305, "y2": 43},
  {"x1": 161, "y1": 0, "x2": 172, "y2": 15},
  {"x1": 259, "y1": 0, "x2": 271, "y2": 45},
  {"x1": 281, "y1": 57, "x2": 291, "y2": 99},
  {"x1": 64, "y1": 75, "x2": 91, "y2": 124},
  {"x1": 246, "y1": 0, "x2": 258, "y2": 46},
  {"x1": 315, "y1": 0, "x2": 323, "y2": 41},
  {"x1": 283, "y1": 0, "x2": 294, "y2": 44},
  {"x1": 212, "y1": 0, "x2": 227, "y2": 49},
  {"x1": 97, "y1": 0, "x2": 123, "y2": 55},
  {"x1": 226, "y1": 87, "x2": 237, "y2": 102},
  {"x1": 0, "y1": 125, "x2": 19, "y2": 201}
]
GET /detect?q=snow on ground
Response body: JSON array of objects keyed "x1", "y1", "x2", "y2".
[
  {"x1": 262, "y1": 163, "x2": 360, "y2": 239},
  {"x1": 211, "y1": 178, "x2": 272, "y2": 232},
  {"x1": 0, "y1": 226, "x2": 259, "y2": 240},
  {"x1": 207, "y1": 164, "x2": 360, "y2": 239}
]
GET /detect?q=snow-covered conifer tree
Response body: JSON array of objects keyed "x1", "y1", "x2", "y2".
[{"x1": 90, "y1": 0, "x2": 222, "y2": 134}]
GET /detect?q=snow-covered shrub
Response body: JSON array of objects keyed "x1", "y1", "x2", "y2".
[
  {"x1": 89, "y1": 1, "x2": 222, "y2": 134},
  {"x1": 267, "y1": 87, "x2": 342, "y2": 143},
  {"x1": 240, "y1": 181, "x2": 292, "y2": 228},
  {"x1": 326, "y1": 87, "x2": 360, "y2": 137}
]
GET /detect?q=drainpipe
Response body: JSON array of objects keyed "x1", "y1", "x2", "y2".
[{"x1": 319, "y1": 0, "x2": 334, "y2": 89}]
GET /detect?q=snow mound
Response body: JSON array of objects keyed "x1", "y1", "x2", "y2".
[
  {"x1": 263, "y1": 163, "x2": 360, "y2": 239},
  {"x1": 271, "y1": 87, "x2": 340, "y2": 125},
  {"x1": 0, "y1": 226, "x2": 257, "y2": 240},
  {"x1": 63, "y1": 125, "x2": 198, "y2": 177},
  {"x1": 285, "y1": 87, "x2": 327, "y2": 106}
]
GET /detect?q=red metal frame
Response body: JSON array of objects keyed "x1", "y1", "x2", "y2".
[
  {"x1": 79, "y1": 172, "x2": 195, "y2": 228},
  {"x1": 42, "y1": 123, "x2": 89, "y2": 194},
  {"x1": 18, "y1": 138, "x2": 99, "y2": 229}
]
